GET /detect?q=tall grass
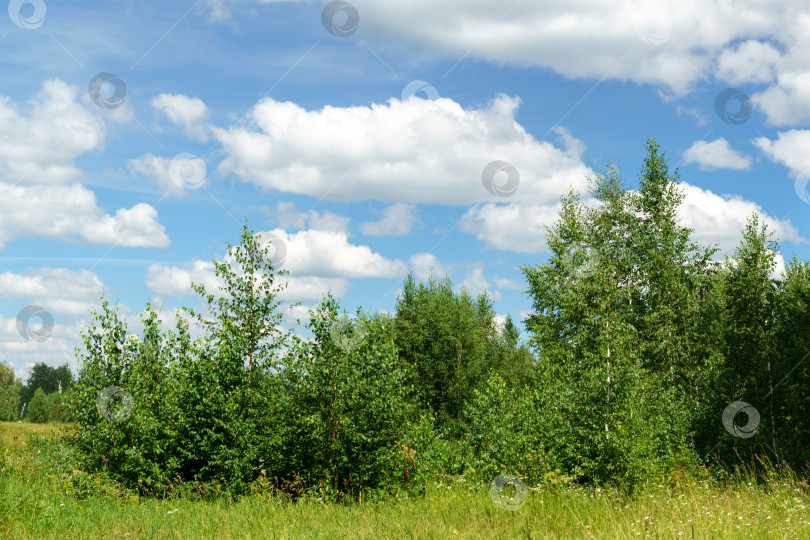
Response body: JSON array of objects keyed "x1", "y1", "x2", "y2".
[{"x1": 1, "y1": 422, "x2": 808, "y2": 539}]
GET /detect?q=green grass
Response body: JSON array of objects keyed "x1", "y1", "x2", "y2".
[{"x1": 1, "y1": 422, "x2": 809, "y2": 539}]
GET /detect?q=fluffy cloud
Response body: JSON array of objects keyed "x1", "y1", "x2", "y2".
[
  {"x1": 0, "y1": 183, "x2": 169, "y2": 250},
  {"x1": 214, "y1": 95, "x2": 593, "y2": 205},
  {"x1": 269, "y1": 228, "x2": 407, "y2": 278},
  {"x1": 753, "y1": 129, "x2": 810, "y2": 176},
  {"x1": 0, "y1": 79, "x2": 169, "y2": 250},
  {"x1": 0, "y1": 79, "x2": 106, "y2": 185},
  {"x1": 206, "y1": 1, "x2": 810, "y2": 121},
  {"x1": 682, "y1": 138, "x2": 753, "y2": 171},
  {"x1": 337, "y1": 0, "x2": 806, "y2": 97},
  {"x1": 274, "y1": 201, "x2": 351, "y2": 234},
  {"x1": 677, "y1": 183, "x2": 807, "y2": 253},
  {"x1": 360, "y1": 203, "x2": 419, "y2": 236},
  {"x1": 458, "y1": 265, "x2": 501, "y2": 302},
  {"x1": 460, "y1": 202, "x2": 562, "y2": 253},
  {"x1": 145, "y1": 227, "x2": 405, "y2": 300},
  {"x1": 145, "y1": 259, "x2": 222, "y2": 298},
  {"x1": 150, "y1": 93, "x2": 211, "y2": 142},
  {"x1": 408, "y1": 253, "x2": 447, "y2": 281},
  {"x1": 754, "y1": 72, "x2": 810, "y2": 126},
  {"x1": 460, "y1": 182, "x2": 806, "y2": 256},
  {"x1": 0, "y1": 268, "x2": 105, "y2": 315},
  {"x1": 716, "y1": 40, "x2": 781, "y2": 85},
  {"x1": 146, "y1": 259, "x2": 351, "y2": 303},
  {"x1": 127, "y1": 153, "x2": 210, "y2": 197}
]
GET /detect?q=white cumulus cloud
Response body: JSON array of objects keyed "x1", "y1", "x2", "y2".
[{"x1": 682, "y1": 138, "x2": 753, "y2": 171}]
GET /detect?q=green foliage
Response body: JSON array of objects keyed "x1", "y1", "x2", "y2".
[
  {"x1": 518, "y1": 139, "x2": 718, "y2": 491},
  {"x1": 21, "y1": 362, "x2": 73, "y2": 406},
  {"x1": 393, "y1": 273, "x2": 529, "y2": 436},
  {"x1": 283, "y1": 296, "x2": 420, "y2": 497},
  {"x1": 69, "y1": 222, "x2": 422, "y2": 499},
  {"x1": 26, "y1": 388, "x2": 50, "y2": 423},
  {"x1": 0, "y1": 362, "x2": 21, "y2": 421},
  {"x1": 61, "y1": 141, "x2": 810, "y2": 499}
]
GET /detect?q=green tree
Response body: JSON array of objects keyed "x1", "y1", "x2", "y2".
[
  {"x1": 485, "y1": 314, "x2": 535, "y2": 388},
  {"x1": 26, "y1": 388, "x2": 50, "y2": 423},
  {"x1": 772, "y1": 257, "x2": 810, "y2": 464},
  {"x1": 714, "y1": 215, "x2": 780, "y2": 455},
  {"x1": 394, "y1": 273, "x2": 500, "y2": 435},
  {"x1": 176, "y1": 221, "x2": 293, "y2": 492},
  {"x1": 284, "y1": 295, "x2": 419, "y2": 497},
  {"x1": 21, "y1": 362, "x2": 73, "y2": 406},
  {"x1": 520, "y1": 139, "x2": 714, "y2": 489},
  {"x1": 0, "y1": 362, "x2": 22, "y2": 421}
]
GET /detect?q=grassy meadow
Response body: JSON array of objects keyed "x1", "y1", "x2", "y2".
[{"x1": 1, "y1": 422, "x2": 809, "y2": 539}]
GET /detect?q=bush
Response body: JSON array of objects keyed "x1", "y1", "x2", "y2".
[
  {"x1": 68, "y1": 223, "x2": 428, "y2": 499},
  {"x1": 282, "y1": 297, "x2": 421, "y2": 498},
  {"x1": 25, "y1": 388, "x2": 50, "y2": 423}
]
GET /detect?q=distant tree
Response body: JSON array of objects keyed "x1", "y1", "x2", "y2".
[
  {"x1": 21, "y1": 362, "x2": 73, "y2": 405},
  {"x1": 26, "y1": 388, "x2": 50, "y2": 423},
  {"x1": 394, "y1": 272, "x2": 502, "y2": 435},
  {"x1": 485, "y1": 314, "x2": 535, "y2": 388},
  {"x1": 0, "y1": 362, "x2": 22, "y2": 421}
]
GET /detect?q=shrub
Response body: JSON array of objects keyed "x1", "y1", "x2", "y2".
[{"x1": 25, "y1": 388, "x2": 50, "y2": 423}]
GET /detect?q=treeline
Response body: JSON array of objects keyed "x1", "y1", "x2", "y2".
[
  {"x1": 0, "y1": 362, "x2": 74, "y2": 423},
  {"x1": 68, "y1": 138, "x2": 809, "y2": 498}
]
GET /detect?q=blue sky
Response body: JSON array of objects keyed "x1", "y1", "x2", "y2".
[{"x1": 2, "y1": 0, "x2": 810, "y2": 381}]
